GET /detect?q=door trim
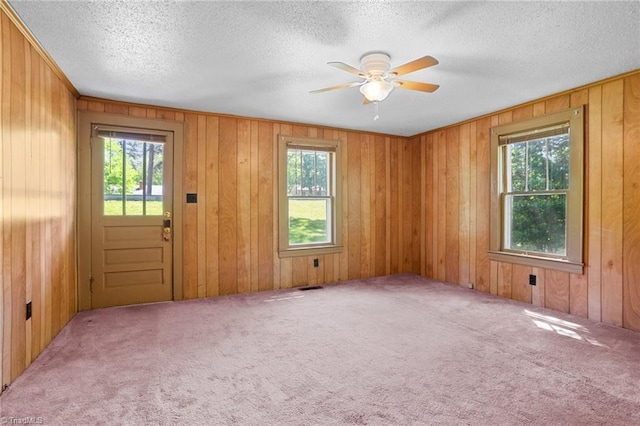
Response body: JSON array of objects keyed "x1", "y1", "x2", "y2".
[{"x1": 77, "y1": 111, "x2": 184, "y2": 311}]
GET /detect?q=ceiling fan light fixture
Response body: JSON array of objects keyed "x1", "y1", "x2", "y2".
[{"x1": 359, "y1": 80, "x2": 394, "y2": 102}]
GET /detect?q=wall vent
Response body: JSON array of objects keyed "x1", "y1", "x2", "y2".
[{"x1": 298, "y1": 285, "x2": 323, "y2": 291}]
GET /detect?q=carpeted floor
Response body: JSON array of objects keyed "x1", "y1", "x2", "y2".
[{"x1": 1, "y1": 274, "x2": 639, "y2": 425}]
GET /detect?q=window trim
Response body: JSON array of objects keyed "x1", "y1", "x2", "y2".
[
  {"x1": 489, "y1": 106, "x2": 584, "y2": 274},
  {"x1": 278, "y1": 135, "x2": 343, "y2": 258}
]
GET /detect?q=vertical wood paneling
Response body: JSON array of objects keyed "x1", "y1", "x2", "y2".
[
  {"x1": 489, "y1": 261, "x2": 498, "y2": 295},
  {"x1": 24, "y1": 38, "x2": 33, "y2": 367},
  {"x1": 337, "y1": 130, "x2": 349, "y2": 281},
  {"x1": 2, "y1": 14, "x2": 13, "y2": 385},
  {"x1": 1, "y1": 10, "x2": 76, "y2": 388},
  {"x1": 570, "y1": 273, "x2": 588, "y2": 318},
  {"x1": 236, "y1": 119, "x2": 250, "y2": 294},
  {"x1": 623, "y1": 74, "x2": 640, "y2": 331},
  {"x1": 545, "y1": 270, "x2": 570, "y2": 313},
  {"x1": 42, "y1": 64, "x2": 53, "y2": 347},
  {"x1": 182, "y1": 114, "x2": 198, "y2": 299},
  {"x1": 531, "y1": 267, "x2": 545, "y2": 308},
  {"x1": 10, "y1": 22, "x2": 26, "y2": 381},
  {"x1": 475, "y1": 118, "x2": 491, "y2": 293},
  {"x1": 249, "y1": 121, "x2": 259, "y2": 293},
  {"x1": 196, "y1": 115, "x2": 207, "y2": 298},
  {"x1": 257, "y1": 121, "x2": 273, "y2": 291},
  {"x1": 468, "y1": 122, "x2": 477, "y2": 288},
  {"x1": 389, "y1": 138, "x2": 399, "y2": 274},
  {"x1": 218, "y1": 117, "x2": 238, "y2": 295},
  {"x1": 497, "y1": 262, "x2": 512, "y2": 299},
  {"x1": 28, "y1": 46, "x2": 41, "y2": 362},
  {"x1": 587, "y1": 85, "x2": 602, "y2": 321},
  {"x1": 533, "y1": 101, "x2": 546, "y2": 117},
  {"x1": 512, "y1": 264, "x2": 532, "y2": 304},
  {"x1": 374, "y1": 135, "x2": 386, "y2": 277},
  {"x1": 512, "y1": 105, "x2": 533, "y2": 122},
  {"x1": 420, "y1": 137, "x2": 426, "y2": 276},
  {"x1": 411, "y1": 139, "x2": 422, "y2": 273},
  {"x1": 459, "y1": 124, "x2": 470, "y2": 286},
  {"x1": 545, "y1": 94, "x2": 570, "y2": 114},
  {"x1": 437, "y1": 131, "x2": 447, "y2": 281},
  {"x1": 272, "y1": 124, "x2": 281, "y2": 289},
  {"x1": 600, "y1": 80, "x2": 624, "y2": 326},
  {"x1": 445, "y1": 128, "x2": 459, "y2": 283},
  {"x1": 0, "y1": 14, "x2": 4, "y2": 385},
  {"x1": 360, "y1": 135, "x2": 371, "y2": 277},
  {"x1": 205, "y1": 116, "x2": 219, "y2": 297},
  {"x1": 424, "y1": 135, "x2": 434, "y2": 278},
  {"x1": 347, "y1": 133, "x2": 361, "y2": 279},
  {"x1": 430, "y1": 133, "x2": 439, "y2": 278},
  {"x1": 292, "y1": 257, "x2": 307, "y2": 287},
  {"x1": 401, "y1": 138, "x2": 414, "y2": 272}
]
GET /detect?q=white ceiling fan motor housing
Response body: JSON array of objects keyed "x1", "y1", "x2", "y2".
[{"x1": 360, "y1": 53, "x2": 391, "y2": 77}]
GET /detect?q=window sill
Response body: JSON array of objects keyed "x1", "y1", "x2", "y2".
[
  {"x1": 279, "y1": 245, "x2": 344, "y2": 258},
  {"x1": 488, "y1": 251, "x2": 583, "y2": 274}
]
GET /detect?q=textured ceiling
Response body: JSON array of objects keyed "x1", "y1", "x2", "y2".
[{"x1": 8, "y1": 1, "x2": 640, "y2": 136}]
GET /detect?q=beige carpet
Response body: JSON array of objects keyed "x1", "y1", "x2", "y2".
[{"x1": 1, "y1": 274, "x2": 639, "y2": 425}]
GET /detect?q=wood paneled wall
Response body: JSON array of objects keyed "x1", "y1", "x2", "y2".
[
  {"x1": 0, "y1": 11, "x2": 77, "y2": 389},
  {"x1": 76, "y1": 99, "x2": 421, "y2": 300},
  {"x1": 415, "y1": 71, "x2": 640, "y2": 332}
]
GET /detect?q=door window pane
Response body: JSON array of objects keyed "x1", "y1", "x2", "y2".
[{"x1": 103, "y1": 139, "x2": 164, "y2": 216}]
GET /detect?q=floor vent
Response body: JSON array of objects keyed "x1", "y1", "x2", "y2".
[{"x1": 298, "y1": 285, "x2": 324, "y2": 291}]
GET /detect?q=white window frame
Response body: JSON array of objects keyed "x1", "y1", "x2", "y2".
[
  {"x1": 278, "y1": 135, "x2": 343, "y2": 258},
  {"x1": 489, "y1": 106, "x2": 584, "y2": 274}
]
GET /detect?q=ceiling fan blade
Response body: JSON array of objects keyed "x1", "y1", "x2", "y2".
[
  {"x1": 310, "y1": 81, "x2": 363, "y2": 94},
  {"x1": 395, "y1": 80, "x2": 440, "y2": 93},
  {"x1": 389, "y1": 56, "x2": 438, "y2": 77},
  {"x1": 328, "y1": 61, "x2": 367, "y2": 77}
]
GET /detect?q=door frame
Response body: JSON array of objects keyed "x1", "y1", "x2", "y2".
[{"x1": 77, "y1": 111, "x2": 184, "y2": 311}]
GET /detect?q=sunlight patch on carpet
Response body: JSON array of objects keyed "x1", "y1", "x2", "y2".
[
  {"x1": 264, "y1": 294, "x2": 305, "y2": 303},
  {"x1": 525, "y1": 309, "x2": 606, "y2": 347}
]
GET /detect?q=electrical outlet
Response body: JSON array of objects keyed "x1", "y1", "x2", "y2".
[
  {"x1": 26, "y1": 301, "x2": 32, "y2": 320},
  {"x1": 313, "y1": 258, "x2": 319, "y2": 268},
  {"x1": 529, "y1": 274, "x2": 537, "y2": 286},
  {"x1": 467, "y1": 283, "x2": 474, "y2": 289}
]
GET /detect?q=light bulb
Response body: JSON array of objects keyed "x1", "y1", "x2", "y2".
[{"x1": 359, "y1": 80, "x2": 394, "y2": 102}]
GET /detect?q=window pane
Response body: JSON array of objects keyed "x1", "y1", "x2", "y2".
[
  {"x1": 527, "y1": 139, "x2": 547, "y2": 191},
  {"x1": 506, "y1": 194, "x2": 566, "y2": 256},
  {"x1": 288, "y1": 198, "x2": 329, "y2": 245},
  {"x1": 287, "y1": 149, "x2": 329, "y2": 197},
  {"x1": 103, "y1": 138, "x2": 164, "y2": 216},
  {"x1": 287, "y1": 150, "x2": 301, "y2": 196},
  {"x1": 507, "y1": 142, "x2": 526, "y2": 192},
  {"x1": 547, "y1": 133, "x2": 570, "y2": 190}
]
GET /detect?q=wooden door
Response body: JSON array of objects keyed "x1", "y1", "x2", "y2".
[{"x1": 90, "y1": 127, "x2": 174, "y2": 308}]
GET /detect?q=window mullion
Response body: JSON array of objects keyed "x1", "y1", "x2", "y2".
[
  {"x1": 545, "y1": 138, "x2": 550, "y2": 191},
  {"x1": 525, "y1": 141, "x2": 530, "y2": 192}
]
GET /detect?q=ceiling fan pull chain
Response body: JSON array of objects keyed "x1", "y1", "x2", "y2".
[{"x1": 374, "y1": 101, "x2": 380, "y2": 121}]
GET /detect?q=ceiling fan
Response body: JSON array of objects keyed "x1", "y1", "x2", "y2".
[{"x1": 310, "y1": 52, "x2": 440, "y2": 105}]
